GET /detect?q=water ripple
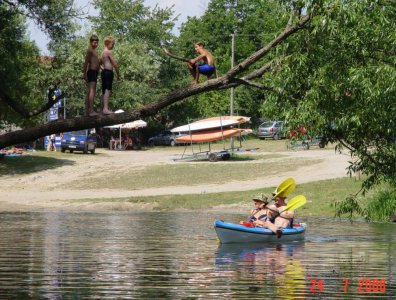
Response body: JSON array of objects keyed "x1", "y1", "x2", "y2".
[{"x1": 0, "y1": 213, "x2": 395, "y2": 299}]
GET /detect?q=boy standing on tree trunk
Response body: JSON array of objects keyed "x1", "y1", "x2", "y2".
[
  {"x1": 100, "y1": 36, "x2": 121, "y2": 115},
  {"x1": 82, "y1": 34, "x2": 100, "y2": 116}
]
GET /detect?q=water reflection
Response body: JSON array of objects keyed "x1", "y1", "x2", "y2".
[
  {"x1": 216, "y1": 242, "x2": 307, "y2": 299},
  {"x1": 0, "y1": 212, "x2": 395, "y2": 299}
]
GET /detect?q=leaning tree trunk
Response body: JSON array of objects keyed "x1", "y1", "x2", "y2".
[{"x1": 0, "y1": 13, "x2": 312, "y2": 149}]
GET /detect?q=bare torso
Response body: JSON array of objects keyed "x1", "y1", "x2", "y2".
[
  {"x1": 87, "y1": 48, "x2": 100, "y2": 71},
  {"x1": 101, "y1": 49, "x2": 115, "y2": 71},
  {"x1": 201, "y1": 50, "x2": 215, "y2": 65},
  {"x1": 274, "y1": 205, "x2": 294, "y2": 228}
]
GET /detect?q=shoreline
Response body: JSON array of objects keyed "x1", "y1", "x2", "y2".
[{"x1": 0, "y1": 144, "x2": 354, "y2": 213}]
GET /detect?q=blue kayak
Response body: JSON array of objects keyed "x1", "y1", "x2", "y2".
[{"x1": 214, "y1": 220, "x2": 306, "y2": 244}]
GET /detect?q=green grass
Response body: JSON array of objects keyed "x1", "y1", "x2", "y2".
[
  {"x1": 0, "y1": 150, "x2": 111, "y2": 176},
  {"x1": 65, "y1": 156, "x2": 321, "y2": 190},
  {"x1": 68, "y1": 177, "x2": 365, "y2": 217},
  {"x1": 147, "y1": 138, "x2": 291, "y2": 153},
  {"x1": 0, "y1": 152, "x2": 75, "y2": 176},
  {"x1": 365, "y1": 190, "x2": 396, "y2": 221}
]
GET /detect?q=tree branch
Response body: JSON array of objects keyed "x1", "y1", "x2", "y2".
[
  {"x1": 233, "y1": 78, "x2": 274, "y2": 90},
  {"x1": 224, "y1": 14, "x2": 312, "y2": 80},
  {"x1": 0, "y1": 13, "x2": 314, "y2": 148},
  {"x1": 330, "y1": 128, "x2": 387, "y2": 170},
  {"x1": 0, "y1": 89, "x2": 64, "y2": 118}
]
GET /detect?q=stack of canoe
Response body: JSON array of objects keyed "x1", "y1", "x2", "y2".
[{"x1": 171, "y1": 116, "x2": 251, "y2": 143}]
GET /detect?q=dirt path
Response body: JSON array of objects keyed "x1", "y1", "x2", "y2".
[{"x1": 0, "y1": 146, "x2": 352, "y2": 211}]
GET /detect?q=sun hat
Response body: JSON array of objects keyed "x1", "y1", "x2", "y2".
[{"x1": 252, "y1": 194, "x2": 268, "y2": 203}]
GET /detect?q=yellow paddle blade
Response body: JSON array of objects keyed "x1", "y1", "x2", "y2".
[
  {"x1": 277, "y1": 177, "x2": 295, "y2": 191},
  {"x1": 274, "y1": 178, "x2": 296, "y2": 198},
  {"x1": 284, "y1": 195, "x2": 307, "y2": 211}
]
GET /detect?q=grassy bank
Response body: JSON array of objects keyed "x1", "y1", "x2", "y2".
[
  {"x1": 3, "y1": 141, "x2": 374, "y2": 218},
  {"x1": 70, "y1": 177, "x2": 373, "y2": 217},
  {"x1": 0, "y1": 152, "x2": 75, "y2": 176},
  {"x1": 64, "y1": 154, "x2": 320, "y2": 190}
]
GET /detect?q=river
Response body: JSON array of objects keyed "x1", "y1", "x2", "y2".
[{"x1": 0, "y1": 212, "x2": 395, "y2": 299}]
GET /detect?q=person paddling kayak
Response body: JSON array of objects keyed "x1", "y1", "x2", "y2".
[
  {"x1": 239, "y1": 195, "x2": 270, "y2": 226},
  {"x1": 253, "y1": 195, "x2": 295, "y2": 238}
]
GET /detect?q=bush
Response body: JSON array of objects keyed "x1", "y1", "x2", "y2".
[{"x1": 366, "y1": 191, "x2": 396, "y2": 222}]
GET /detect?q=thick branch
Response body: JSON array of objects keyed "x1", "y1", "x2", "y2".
[
  {"x1": 162, "y1": 48, "x2": 190, "y2": 62},
  {"x1": 223, "y1": 14, "x2": 312, "y2": 80},
  {"x1": 0, "y1": 89, "x2": 64, "y2": 118},
  {"x1": 0, "y1": 14, "x2": 313, "y2": 148},
  {"x1": 0, "y1": 80, "x2": 224, "y2": 148}
]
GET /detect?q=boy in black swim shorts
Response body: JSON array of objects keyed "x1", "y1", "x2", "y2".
[
  {"x1": 100, "y1": 36, "x2": 121, "y2": 114},
  {"x1": 82, "y1": 34, "x2": 100, "y2": 116}
]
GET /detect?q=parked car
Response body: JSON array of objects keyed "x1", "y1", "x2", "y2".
[
  {"x1": 258, "y1": 121, "x2": 285, "y2": 140},
  {"x1": 61, "y1": 129, "x2": 97, "y2": 154},
  {"x1": 148, "y1": 130, "x2": 178, "y2": 147}
]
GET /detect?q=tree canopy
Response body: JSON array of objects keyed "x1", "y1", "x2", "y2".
[{"x1": 262, "y1": 0, "x2": 396, "y2": 192}]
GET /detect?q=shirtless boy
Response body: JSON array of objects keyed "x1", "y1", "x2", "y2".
[
  {"x1": 82, "y1": 34, "x2": 100, "y2": 116},
  {"x1": 188, "y1": 42, "x2": 217, "y2": 83},
  {"x1": 100, "y1": 36, "x2": 121, "y2": 115}
]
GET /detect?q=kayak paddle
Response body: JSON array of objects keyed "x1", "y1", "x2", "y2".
[
  {"x1": 274, "y1": 177, "x2": 296, "y2": 198},
  {"x1": 284, "y1": 195, "x2": 307, "y2": 211}
]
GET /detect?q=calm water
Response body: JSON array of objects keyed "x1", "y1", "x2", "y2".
[{"x1": 0, "y1": 212, "x2": 395, "y2": 299}]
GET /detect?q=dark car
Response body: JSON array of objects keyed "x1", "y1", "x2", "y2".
[
  {"x1": 148, "y1": 130, "x2": 178, "y2": 147},
  {"x1": 258, "y1": 121, "x2": 285, "y2": 140},
  {"x1": 61, "y1": 129, "x2": 97, "y2": 154}
]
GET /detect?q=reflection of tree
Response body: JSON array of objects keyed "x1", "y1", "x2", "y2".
[{"x1": 215, "y1": 242, "x2": 306, "y2": 298}]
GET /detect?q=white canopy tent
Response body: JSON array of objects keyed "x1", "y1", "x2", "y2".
[{"x1": 105, "y1": 109, "x2": 147, "y2": 149}]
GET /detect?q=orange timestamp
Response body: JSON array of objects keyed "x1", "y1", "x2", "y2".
[{"x1": 309, "y1": 278, "x2": 387, "y2": 293}]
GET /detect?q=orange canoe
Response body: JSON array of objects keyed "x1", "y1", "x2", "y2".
[{"x1": 176, "y1": 128, "x2": 245, "y2": 143}]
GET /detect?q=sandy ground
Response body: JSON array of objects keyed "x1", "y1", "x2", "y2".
[{"x1": 0, "y1": 146, "x2": 352, "y2": 212}]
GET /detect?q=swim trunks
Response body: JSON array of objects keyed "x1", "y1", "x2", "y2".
[
  {"x1": 87, "y1": 69, "x2": 98, "y2": 82},
  {"x1": 101, "y1": 69, "x2": 114, "y2": 94},
  {"x1": 198, "y1": 64, "x2": 216, "y2": 76}
]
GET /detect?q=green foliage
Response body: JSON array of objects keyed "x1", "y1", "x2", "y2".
[
  {"x1": 13, "y1": 0, "x2": 78, "y2": 43},
  {"x1": 263, "y1": 0, "x2": 396, "y2": 191},
  {"x1": 0, "y1": 5, "x2": 43, "y2": 126},
  {"x1": 366, "y1": 191, "x2": 396, "y2": 222},
  {"x1": 37, "y1": 0, "x2": 181, "y2": 117},
  {"x1": 68, "y1": 0, "x2": 180, "y2": 115},
  {"x1": 90, "y1": 0, "x2": 174, "y2": 45},
  {"x1": 334, "y1": 189, "x2": 396, "y2": 223},
  {"x1": 333, "y1": 195, "x2": 366, "y2": 220},
  {"x1": 174, "y1": 0, "x2": 288, "y2": 121}
]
